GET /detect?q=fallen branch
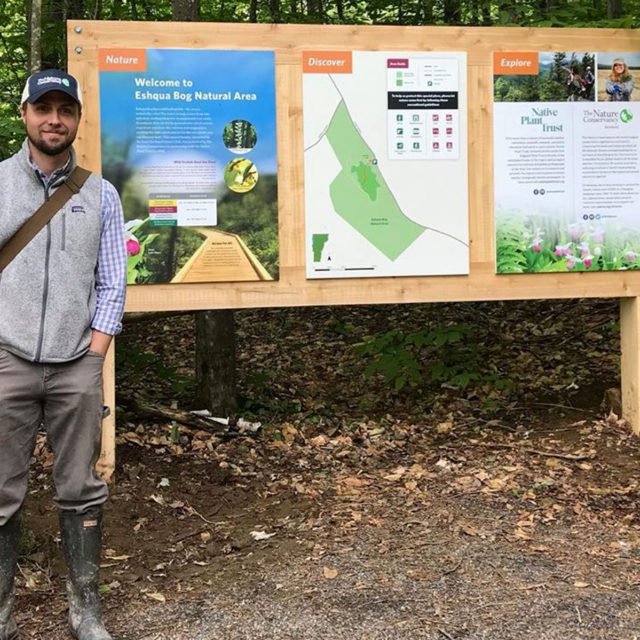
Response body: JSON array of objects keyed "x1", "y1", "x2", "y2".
[
  {"x1": 122, "y1": 395, "x2": 241, "y2": 436},
  {"x1": 173, "y1": 527, "x2": 212, "y2": 544}
]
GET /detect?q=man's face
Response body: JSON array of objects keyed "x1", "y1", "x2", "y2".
[{"x1": 21, "y1": 90, "x2": 80, "y2": 157}]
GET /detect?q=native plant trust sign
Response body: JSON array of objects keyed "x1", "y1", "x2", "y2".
[
  {"x1": 493, "y1": 50, "x2": 640, "y2": 274},
  {"x1": 98, "y1": 48, "x2": 279, "y2": 284}
]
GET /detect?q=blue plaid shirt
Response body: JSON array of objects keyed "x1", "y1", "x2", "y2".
[{"x1": 31, "y1": 159, "x2": 127, "y2": 336}]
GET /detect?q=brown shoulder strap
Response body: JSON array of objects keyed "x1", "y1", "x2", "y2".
[{"x1": 0, "y1": 166, "x2": 92, "y2": 274}]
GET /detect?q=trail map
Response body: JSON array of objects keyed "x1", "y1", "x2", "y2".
[{"x1": 303, "y1": 50, "x2": 469, "y2": 279}]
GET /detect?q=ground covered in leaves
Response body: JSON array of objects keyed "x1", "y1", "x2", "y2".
[{"x1": 17, "y1": 300, "x2": 640, "y2": 639}]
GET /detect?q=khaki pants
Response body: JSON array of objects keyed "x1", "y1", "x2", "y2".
[{"x1": 0, "y1": 348, "x2": 108, "y2": 526}]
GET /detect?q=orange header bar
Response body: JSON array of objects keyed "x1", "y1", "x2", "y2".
[
  {"x1": 303, "y1": 51, "x2": 352, "y2": 74},
  {"x1": 493, "y1": 52, "x2": 539, "y2": 75},
  {"x1": 99, "y1": 49, "x2": 147, "y2": 72}
]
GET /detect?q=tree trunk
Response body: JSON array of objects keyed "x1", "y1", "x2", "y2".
[
  {"x1": 249, "y1": 0, "x2": 257, "y2": 22},
  {"x1": 481, "y1": 0, "x2": 491, "y2": 25},
  {"x1": 195, "y1": 310, "x2": 237, "y2": 415},
  {"x1": 269, "y1": 0, "x2": 281, "y2": 22},
  {"x1": 421, "y1": 0, "x2": 433, "y2": 23},
  {"x1": 170, "y1": 0, "x2": 238, "y2": 415},
  {"x1": 306, "y1": 0, "x2": 323, "y2": 21},
  {"x1": 442, "y1": 0, "x2": 460, "y2": 24},
  {"x1": 172, "y1": 0, "x2": 200, "y2": 20},
  {"x1": 607, "y1": 0, "x2": 621, "y2": 18},
  {"x1": 29, "y1": 0, "x2": 42, "y2": 74}
]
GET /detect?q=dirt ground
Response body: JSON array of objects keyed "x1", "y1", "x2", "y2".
[{"x1": 15, "y1": 300, "x2": 640, "y2": 639}]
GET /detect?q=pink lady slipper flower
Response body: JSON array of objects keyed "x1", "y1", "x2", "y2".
[
  {"x1": 530, "y1": 229, "x2": 544, "y2": 253},
  {"x1": 583, "y1": 255, "x2": 594, "y2": 268},
  {"x1": 578, "y1": 242, "x2": 590, "y2": 258},
  {"x1": 126, "y1": 238, "x2": 141, "y2": 256},
  {"x1": 591, "y1": 228, "x2": 604, "y2": 244},
  {"x1": 568, "y1": 223, "x2": 581, "y2": 242},
  {"x1": 626, "y1": 251, "x2": 636, "y2": 262},
  {"x1": 555, "y1": 243, "x2": 572, "y2": 257},
  {"x1": 124, "y1": 219, "x2": 144, "y2": 257}
]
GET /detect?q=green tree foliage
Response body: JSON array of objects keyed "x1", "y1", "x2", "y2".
[{"x1": 1, "y1": 0, "x2": 639, "y2": 159}]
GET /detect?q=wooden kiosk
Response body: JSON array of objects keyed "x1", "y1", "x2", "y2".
[{"x1": 67, "y1": 22, "x2": 640, "y2": 481}]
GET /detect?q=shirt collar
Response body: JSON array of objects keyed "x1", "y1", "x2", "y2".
[{"x1": 28, "y1": 154, "x2": 73, "y2": 188}]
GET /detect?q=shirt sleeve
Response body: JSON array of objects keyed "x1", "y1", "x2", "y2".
[{"x1": 92, "y1": 179, "x2": 127, "y2": 335}]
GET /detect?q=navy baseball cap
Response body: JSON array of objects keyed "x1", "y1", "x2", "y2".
[{"x1": 21, "y1": 69, "x2": 82, "y2": 107}]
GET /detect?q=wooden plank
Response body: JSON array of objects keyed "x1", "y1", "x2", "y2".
[
  {"x1": 621, "y1": 298, "x2": 640, "y2": 433},
  {"x1": 68, "y1": 22, "x2": 640, "y2": 312}
]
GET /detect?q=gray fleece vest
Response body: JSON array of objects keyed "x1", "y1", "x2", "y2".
[{"x1": 0, "y1": 140, "x2": 103, "y2": 362}]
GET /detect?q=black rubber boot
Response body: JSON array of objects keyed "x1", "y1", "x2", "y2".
[
  {"x1": 0, "y1": 514, "x2": 20, "y2": 640},
  {"x1": 59, "y1": 508, "x2": 112, "y2": 640}
]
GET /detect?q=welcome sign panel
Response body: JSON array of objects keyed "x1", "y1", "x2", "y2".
[{"x1": 99, "y1": 48, "x2": 279, "y2": 284}]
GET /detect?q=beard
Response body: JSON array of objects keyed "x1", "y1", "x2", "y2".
[{"x1": 28, "y1": 131, "x2": 75, "y2": 157}]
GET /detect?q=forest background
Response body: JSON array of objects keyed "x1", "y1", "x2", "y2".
[
  {"x1": 1, "y1": 0, "x2": 640, "y2": 163},
  {"x1": 2, "y1": 3, "x2": 640, "y2": 638}
]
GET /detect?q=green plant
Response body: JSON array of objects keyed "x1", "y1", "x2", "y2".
[{"x1": 357, "y1": 323, "x2": 510, "y2": 392}]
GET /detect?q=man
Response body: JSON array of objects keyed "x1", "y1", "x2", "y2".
[{"x1": 0, "y1": 69, "x2": 126, "y2": 640}]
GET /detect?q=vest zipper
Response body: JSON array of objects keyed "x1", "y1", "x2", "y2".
[{"x1": 34, "y1": 180, "x2": 52, "y2": 362}]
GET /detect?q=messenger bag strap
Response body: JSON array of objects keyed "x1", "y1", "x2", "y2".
[{"x1": 0, "y1": 166, "x2": 92, "y2": 274}]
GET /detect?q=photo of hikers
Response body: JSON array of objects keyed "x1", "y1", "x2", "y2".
[
  {"x1": 494, "y1": 51, "x2": 596, "y2": 102},
  {"x1": 597, "y1": 52, "x2": 639, "y2": 102}
]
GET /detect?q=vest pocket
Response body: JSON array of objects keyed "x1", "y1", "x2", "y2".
[{"x1": 61, "y1": 211, "x2": 66, "y2": 251}]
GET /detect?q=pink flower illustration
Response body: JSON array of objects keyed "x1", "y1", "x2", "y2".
[
  {"x1": 126, "y1": 238, "x2": 141, "y2": 256},
  {"x1": 568, "y1": 224, "x2": 581, "y2": 242}
]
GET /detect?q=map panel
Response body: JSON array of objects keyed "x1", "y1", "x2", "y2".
[{"x1": 303, "y1": 50, "x2": 469, "y2": 279}]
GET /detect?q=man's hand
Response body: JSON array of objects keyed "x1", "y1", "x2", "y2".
[{"x1": 89, "y1": 330, "x2": 113, "y2": 357}]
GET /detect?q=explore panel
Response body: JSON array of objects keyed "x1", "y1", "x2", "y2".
[{"x1": 494, "y1": 50, "x2": 640, "y2": 274}]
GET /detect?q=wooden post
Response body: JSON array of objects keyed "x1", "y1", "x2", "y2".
[
  {"x1": 621, "y1": 297, "x2": 640, "y2": 434},
  {"x1": 97, "y1": 340, "x2": 116, "y2": 483}
]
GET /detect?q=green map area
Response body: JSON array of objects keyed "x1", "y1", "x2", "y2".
[
  {"x1": 325, "y1": 101, "x2": 425, "y2": 261},
  {"x1": 312, "y1": 234, "x2": 329, "y2": 262}
]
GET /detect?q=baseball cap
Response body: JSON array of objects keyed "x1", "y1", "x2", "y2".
[{"x1": 21, "y1": 69, "x2": 83, "y2": 107}]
